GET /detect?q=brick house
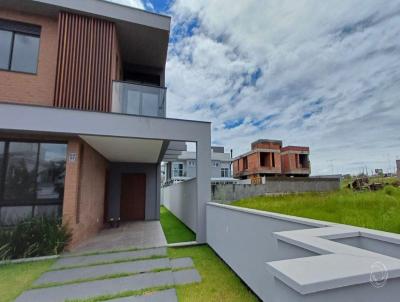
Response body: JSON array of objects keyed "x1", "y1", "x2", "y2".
[
  {"x1": 0, "y1": 0, "x2": 211, "y2": 247},
  {"x1": 233, "y1": 139, "x2": 310, "y2": 181}
]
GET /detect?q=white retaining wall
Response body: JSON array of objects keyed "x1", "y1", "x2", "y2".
[
  {"x1": 206, "y1": 202, "x2": 400, "y2": 302},
  {"x1": 161, "y1": 179, "x2": 197, "y2": 232}
]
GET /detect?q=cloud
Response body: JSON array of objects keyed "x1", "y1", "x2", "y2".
[
  {"x1": 106, "y1": 0, "x2": 145, "y2": 9},
  {"x1": 166, "y1": 0, "x2": 400, "y2": 175}
]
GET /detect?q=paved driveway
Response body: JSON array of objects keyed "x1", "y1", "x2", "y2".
[{"x1": 71, "y1": 221, "x2": 167, "y2": 254}]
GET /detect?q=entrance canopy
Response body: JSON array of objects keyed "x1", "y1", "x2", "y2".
[{"x1": 81, "y1": 136, "x2": 163, "y2": 163}]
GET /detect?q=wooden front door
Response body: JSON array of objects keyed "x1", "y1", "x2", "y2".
[{"x1": 120, "y1": 173, "x2": 146, "y2": 221}]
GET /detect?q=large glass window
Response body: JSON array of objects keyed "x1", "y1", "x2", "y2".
[
  {"x1": 36, "y1": 144, "x2": 67, "y2": 200},
  {"x1": 0, "y1": 19, "x2": 41, "y2": 74},
  {"x1": 4, "y1": 142, "x2": 38, "y2": 201},
  {"x1": 0, "y1": 141, "x2": 67, "y2": 225},
  {"x1": 11, "y1": 33, "x2": 40, "y2": 73},
  {"x1": 0, "y1": 142, "x2": 4, "y2": 191},
  {"x1": 0, "y1": 30, "x2": 12, "y2": 70}
]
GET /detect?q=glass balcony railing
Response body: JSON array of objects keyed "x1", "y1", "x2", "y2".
[{"x1": 112, "y1": 81, "x2": 166, "y2": 118}]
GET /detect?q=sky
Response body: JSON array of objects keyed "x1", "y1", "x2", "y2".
[{"x1": 108, "y1": 0, "x2": 400, "y2": 175}]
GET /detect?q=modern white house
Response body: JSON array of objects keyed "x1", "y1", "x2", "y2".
[{"x1": 162, "y1": 146, "x2": 234, "y2": 185}]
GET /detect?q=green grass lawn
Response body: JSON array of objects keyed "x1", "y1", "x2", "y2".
[
  {"x1": 169, "y1": 245, "x2": 259, "y2": 302},
  {"x1": 231, "y1": 185, "x2": 400, "y2": 234},
  {"x1": 0, "y1": 259, "x2": 55, "y2": 302},
  {"x1": 160, "y1": 206, "x2": 196, "y2": 243}
]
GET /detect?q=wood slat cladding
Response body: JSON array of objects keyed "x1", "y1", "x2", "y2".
[{"x1": 54, "y1": 12, "x2": 116, "y2": 112}]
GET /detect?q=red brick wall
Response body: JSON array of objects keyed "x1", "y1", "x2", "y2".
[
  {"x1": 281, "y1": 152, "x2": 310, "y2": 175},
  {"x1": 281, "y1": 153, "x2": 294, "y2": 174},
  {"x1": 0, "y1": 9, "x2": 58, "y2": 106},
  {"x1": 63, "y1": 139, "x2": 109, "y2": 248},
  {"x1": 233, "y1": 160, "x2": 239, "y2": 175},
  {"x1": 233, "y1": 151, "x2": 282, "y2": 178},
  {"x1": 247, "y1": 152, "x2": 260, "y2": 171},
  {"x1": 281, "y1": 146, "x2": 309, "y2": 152},
  {"x1": 251, "y1": 141, "x2": 281, "y2": 150}
]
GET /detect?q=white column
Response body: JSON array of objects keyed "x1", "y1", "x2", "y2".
[{"x1": 195, "y1": 129, "x2": 211, "y2": 243}]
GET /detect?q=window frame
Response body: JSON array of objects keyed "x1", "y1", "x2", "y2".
[
  {"x1": 212, "y1": 161, "x2": 220, "y2": 168},
  {"x1": 172, "y1": 162, "x2": 185, "y2": 177},
  {"x1": 188, "y1": 160, "x2": 196, "y2": 167},
  {"x1": 221, "y1": 168, "x2": 230, "y2": 178},
  {"x1": 0, "y1": 19, "x2": 41, "y2": 75},
  {"x1": 0, "y1": 139, "x2": 67, "y2": 225}
]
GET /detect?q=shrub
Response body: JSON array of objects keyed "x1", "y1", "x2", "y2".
[{"x1": 0, "y1": 216, "x2": 71, "y2": 260}]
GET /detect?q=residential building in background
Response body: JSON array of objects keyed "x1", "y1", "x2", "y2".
[
  {"x1": 233, "y1": 139, "x2": 310, "y2": 182},
  {"x1": 0, "y1": 0, "x2": 211, "y2": 246},
  {"x1": 162, "y1": 146, "x2": 233, "y2": 184}
]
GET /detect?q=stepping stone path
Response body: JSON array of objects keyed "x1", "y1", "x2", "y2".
[{"x1": 16, "y1": 247, "x2": 201, "y2": 302}]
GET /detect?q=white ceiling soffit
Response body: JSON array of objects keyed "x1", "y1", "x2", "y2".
[{"x1": 80, "y1": 135, "x2": 163, "y2": 163}]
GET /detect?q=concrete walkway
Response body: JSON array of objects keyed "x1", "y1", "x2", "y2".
[
  {"x1": 16, "y1": 247, "x2": 201, "y2": 302},
  {"x1": 71, "y1": 221, "x2": 167, "y2": 253}
]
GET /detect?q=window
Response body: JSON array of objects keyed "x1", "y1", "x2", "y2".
[
  {"x1": 0, "y1": 141, "x2": 67, "y2": 225},
  {"x1": 188, "y1": 160, "x2": 196, "y2": 167},
  {"x1": 0, "y1": 30, "x2": 12, "y2": 70},
  {"x1": 212, "y1": 161, "x2": 220, "y2": 168},
  {"x1": 0, "y1": 142, "x2": 4, "y2": 190},
  {"x1": 36, "y1": 144, "x2": 67, "y2": 200},
  {"x1": 172, "y1": 162, "x2": 184, "y2": 177},
  {"x1": 243, "y1": 157, "x2": 248, "y2": 170},
  {"x1": 0, "y1": 19, "x2": 41, "y2": 74},
  {"x1": 260, "y1": 152, "x2": 268, "y2": 167},
  {"x1": 299, "y1": 154, "x2": 309, "y2": 168},
  {"x1": 221, "y1": 168, "x2": 230, "y2": 178},
  {"x1": 271, "y1": 153, "x2": 275, "y2": 168},
  {"x1": 4, "y1": 142, "x2": 38, "y2": 201}
]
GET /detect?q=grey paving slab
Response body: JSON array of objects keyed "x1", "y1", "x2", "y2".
[
  {"x1": 170, "y1": 257, "x2": 194, "y2": 269},
  {"x1": 105, "y1": 289, "x2": 178, "y2": 302},
  {"x1": 52, "y1": 247, "x2": 167, "y2": 269},
  {"x1": 173, "y1": 269, "x2": 201, "y2": 285},
  {"x1": 71, "y1": 221, "x2": 167, "y2": 253},
  {"x1": 35, "y1": 258, "x2": 171, "y2": 285},
  {"x1": 16, "y1": 271, "x2": 175, "y2": 302}
]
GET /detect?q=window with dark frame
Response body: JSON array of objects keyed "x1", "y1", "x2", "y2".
[
  {"x1": 0, "y1": 141, "x2": 67, "y2": 226},
  {"x1": 0, "y1": 19, "x2": 41, "y2": 74}
]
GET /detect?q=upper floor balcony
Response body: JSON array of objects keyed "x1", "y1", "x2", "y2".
[{"x1": 112, "y1": 81, "x2": 166, "y2": 118}]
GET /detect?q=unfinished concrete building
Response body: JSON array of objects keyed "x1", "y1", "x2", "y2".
[
  {"x1": 281, "y1": 146, "x2": 310, "y2": 176},
  {"x1": 233, "y1": 139, "x2": 310, "y2": 181}
]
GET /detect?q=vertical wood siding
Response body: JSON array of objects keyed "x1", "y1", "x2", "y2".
[{"x1": 54, "y1": 12, "x2": 116, "y2": 112}]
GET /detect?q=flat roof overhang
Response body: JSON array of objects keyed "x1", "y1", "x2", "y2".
[
  {"x1": 0, "y1": 103, "x2": 210, "y2": 164},
  {"x1": 1, "y1": 0, "x2": 171, "y2": 69}
]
